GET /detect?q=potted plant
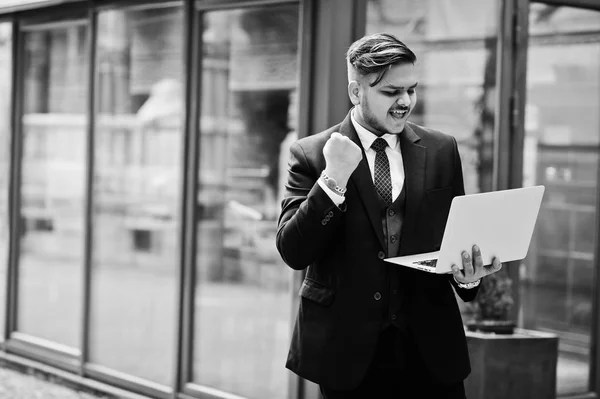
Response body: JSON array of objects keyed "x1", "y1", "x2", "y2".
[
  {"x1": 462, "y1": 266, "x2": 559, "y2": 399},
  {"x1": 464, "y1": 267, "x2": 516, "y2": 334}
]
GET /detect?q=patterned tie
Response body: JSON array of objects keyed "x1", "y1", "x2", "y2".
[{"x1": 371, "y1": 137, "x2": 393, "y2": 205}]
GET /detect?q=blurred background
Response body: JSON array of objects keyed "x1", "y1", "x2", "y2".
[{"x1": 0, "y1": 0, "x2": 598, "y2": 398}]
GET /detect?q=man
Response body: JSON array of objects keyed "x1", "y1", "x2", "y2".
[{"x1": 276, "y1": 33, "x2": 502, "y2": 398}]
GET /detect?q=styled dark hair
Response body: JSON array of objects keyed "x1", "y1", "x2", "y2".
[{"x1": 346, "y1": 33, "x2": 417, "y2": 87}]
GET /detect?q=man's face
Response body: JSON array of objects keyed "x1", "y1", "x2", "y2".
[{"x1": 354, "y1": 62, "x2": 418, "y2": 135}]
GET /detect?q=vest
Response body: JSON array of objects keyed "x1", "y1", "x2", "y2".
[{"x1": 378, "y1": 184, "x2": 410, "y2": 331}]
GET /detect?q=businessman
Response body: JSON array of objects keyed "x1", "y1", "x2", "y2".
[{"x1": 276, "y1": 33, "x2": 502, "y2": 398}]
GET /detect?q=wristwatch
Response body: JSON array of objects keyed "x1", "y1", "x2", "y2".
[
  {"x1": 320, "y1": 171, "x2": 347, "y2": 196},
  {"x1": 454, "y1": 277, "x2": 481, "y2": 289}
]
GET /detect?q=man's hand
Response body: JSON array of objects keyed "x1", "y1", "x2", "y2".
[
  {"x1": 451, "y1": 244, "x2": 502, "y2": 284},
  {"x1": 323, "y1": 132, "x2": 363, "y2": 188}
]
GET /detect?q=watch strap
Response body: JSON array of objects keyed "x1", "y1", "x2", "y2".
[
  {"x1": 454, "y1": 277, "x2": 481, "y2": 289},
  {"x1": 320, "y1": 171, "x2": 347, "y2": 196}
]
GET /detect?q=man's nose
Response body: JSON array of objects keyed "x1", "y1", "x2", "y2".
[{"x1": 396, "y1": 92, "x2": 410, "y2": 106}]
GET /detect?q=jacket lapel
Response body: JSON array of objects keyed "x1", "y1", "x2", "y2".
[
  {"x1": 338, "y1": 115, "x2": 427, "y2": 253},
  {"x1": 398, "y1": 122, "x2": 426, "y2": 254},
  {"x1": 338, "y1": 113, "x2": 386, "y2": 249}
]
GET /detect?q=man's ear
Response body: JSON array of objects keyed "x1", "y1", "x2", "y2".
[{"x1": 348, "y1": 81, "x2": 361, "y2": 105}]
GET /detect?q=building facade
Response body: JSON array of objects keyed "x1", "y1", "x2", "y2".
[{"x1": 0, "y1": 0, "x2": 598, "y2": 398}]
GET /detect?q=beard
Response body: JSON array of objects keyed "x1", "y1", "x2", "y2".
[{"x1": 360, "y1": 96, "x2": 407, "y2": 135}]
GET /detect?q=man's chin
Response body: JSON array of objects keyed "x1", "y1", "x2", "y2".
[{"x1": 388, "y1": 121, "x2": 406, "y2": 134}]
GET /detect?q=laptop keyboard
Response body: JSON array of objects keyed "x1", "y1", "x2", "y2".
[{"x1": 414, "y1": 259, "x2": 437, "y2": 268}]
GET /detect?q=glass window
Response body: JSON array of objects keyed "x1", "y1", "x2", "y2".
[
  {"x1": 17, "y1": 21, "x2": 88, "y2": 348},
  {"x1": 521, "y1": 4, "x2": 600, "y2": 396},
  {"x1": 193, "y1": 4, "x2": 299, "y2": 398},
  {"x1": 89, "y1": 5, "x2": 183, "y2": 385},
  {"x1": 0, "y1": 22, "x2": 12, "y2": 341},
  {"x1": 366, "y1": 0, "x2": 501, "y2": 195}
]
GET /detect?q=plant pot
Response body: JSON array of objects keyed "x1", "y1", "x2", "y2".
[
  {"x1": 465, "y1": 319, "x2": 516, "y2": 335},
  {"x1": 465, "y1": 328, "x2": 559, "y2": 399}
]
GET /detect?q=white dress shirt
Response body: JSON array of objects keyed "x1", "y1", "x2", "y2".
[{"x1": 318, "y1": 109, "x2": 405, "y2": 205}]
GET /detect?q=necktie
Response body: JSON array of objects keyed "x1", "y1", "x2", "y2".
[{"x1": 371, "y1": 137, "x2": 393, "y2": 205}]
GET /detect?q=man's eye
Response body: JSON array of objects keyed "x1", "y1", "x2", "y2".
[
  {"x1": 382, "y1": 91, "x2": 398, "y2": 96},
  {"x1": 408, "y1": 89, "x2": 416, "y2": 94}
]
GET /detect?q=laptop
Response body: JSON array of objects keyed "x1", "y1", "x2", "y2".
[{"x1": 384, "y1": 185, "x2": 545, "y2": 273}]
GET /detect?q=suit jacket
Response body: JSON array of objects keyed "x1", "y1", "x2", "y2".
[{"x1": 276, "y1": 111, "x2": 479, "y2": 390}]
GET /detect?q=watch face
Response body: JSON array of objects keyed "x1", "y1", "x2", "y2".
[
  {"x1": 321, "y1": 173, "x2": 345, "y2": 195},
  {"x1": 325, "y1": 179, "x2": 338, "y2": 191}
]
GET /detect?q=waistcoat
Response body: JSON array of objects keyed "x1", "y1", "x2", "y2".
[{"x1": 378, "y1": 184, "x2": 410, "y2": 331}]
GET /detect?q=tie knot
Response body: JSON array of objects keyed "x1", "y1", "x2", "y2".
[{"x1": 371, "y1": 137, "x2": 388, "y2": 153}]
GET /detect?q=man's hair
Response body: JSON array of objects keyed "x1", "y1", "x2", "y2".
[{"x1": 346, "y1": 33, "x2": 417, "y2": 87}]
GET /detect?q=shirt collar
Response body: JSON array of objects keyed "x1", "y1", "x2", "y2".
[{"x1": 350, "y1": 108, "x2": 399, "y2": 152}]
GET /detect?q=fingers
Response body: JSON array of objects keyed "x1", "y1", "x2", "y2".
[
  {"x1": 330, "y1": 132, "x2": 351, "y2": 143},
  {"x1": 472, "y1": 245, "x2": 483, "y2": 269},
  {"x1": 451, "y1": 264, "x2": 461, "y2": 279},
  {"x1": 485, "y1": 256, "x2": 503, "y2": 275},
  {"x1": 461, "y1": 250, "x2": 474, "y2": 277},
  {"x1": 457, "y1": 245, "x2": 503, "y2": 282}
]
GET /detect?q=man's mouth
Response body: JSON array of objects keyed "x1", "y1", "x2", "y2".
[{"x1": 389, "y1": 108, "x2": 409, "y2": 119}]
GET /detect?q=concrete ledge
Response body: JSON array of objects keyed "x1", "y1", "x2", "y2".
[{"x1": 0, "y1": 352, "x2": 152, "y2": 399}]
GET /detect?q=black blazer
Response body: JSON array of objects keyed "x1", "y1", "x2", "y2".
[{"x1": 276, "y1": 111, "x2": 479, "y2": 390}]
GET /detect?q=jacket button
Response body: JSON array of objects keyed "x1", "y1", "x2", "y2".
[
  {"x1": 327, "y1": 211, "x2": 334, "y2": 217},
  {"x1": 391, "y1": 314, "x2": 397, "y2": 320},
  {"x1": 390, "y1": 235, "x2": 397, "y2": 243},
  {"x1": 378, "y1": 251, "x2": 385, "y2": 259},
  {"x1": 321, "y1": 219, "x2": 327, "y2": 225},
  {"x1": 388, "y1": 209, "x2": 395, "y2": 216},
  {"x1": 374, "y1": 292, "x2": 382, "y2": 301}
]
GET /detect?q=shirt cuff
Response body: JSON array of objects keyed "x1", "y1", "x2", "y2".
[{"x1": 317, "y1": 178, "x2": 346, "y2": 207}]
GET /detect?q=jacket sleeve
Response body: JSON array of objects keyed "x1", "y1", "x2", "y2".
[
  {"x1": 447, "y1": 135, "x2": 480, "y2": 302},
  {"x1": 276, "y1": 141, "x2": 346, "y2": 270}
]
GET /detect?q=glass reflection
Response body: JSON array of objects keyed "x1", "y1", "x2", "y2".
[
  {"x1": 0, "y1": 23, "x2": 11, "y2": 341},
  {"x1": 193, "y1": 5, "x2": 298, "y2": 398},
  {"x1": 18, "y1": 23, "x2": 88, "y2": 348},
  {"x1": 521, "y1": 5, "x2": 600, "y2": 395},
  {"x1": 89, "y1": 6, "x2": 183, "y2": 385}
]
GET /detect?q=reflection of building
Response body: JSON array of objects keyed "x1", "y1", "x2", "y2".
[{"x1": 0, "y1": 1, "x2": 598, "y2": 399}]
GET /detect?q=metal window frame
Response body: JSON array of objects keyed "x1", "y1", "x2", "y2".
[
  {"x1": 536, "y1": 0, "x2": 600, "y2": 10},
  {"x1": 493, "y1": 0, "x2": 530, "y2": 325},
  {"x1": 195, "y1": 0, "x2": 297, "y2": 11},
  {"x1": 175, "y1": 0, "x2": 200, "y2": 396},
  {"x1": 3, "y1": 15, "x2": 17, "y2": 347},
  {"x1": 4, "y1": 332, "x2": 80, "y2": 372},
  {"x1": 84, "y1": 363, "x2": 172, "y2": 399},
  {"x1": 17, "y1": 2, "x2": 88, "y2": 27},
  {"x1": 0, "y1": 0, "x2": 84, "y2": 16},
  {"x1": 80, "y1": 3, "x2": 96, "y2": 376},
  {"x1": 94, "y1": 0, "x2": 182, "y2": 12}
]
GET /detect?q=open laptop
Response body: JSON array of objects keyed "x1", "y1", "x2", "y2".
[{"x1": 384, "y1": 185, "x2": 545, "y2": 273}]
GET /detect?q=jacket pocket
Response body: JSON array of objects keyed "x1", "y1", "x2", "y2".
[{"x1": 299, "y1": 278, "x2": 335, "y2": 306}]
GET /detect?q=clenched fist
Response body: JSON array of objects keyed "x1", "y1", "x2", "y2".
[{"x1": 323, "y1": 132, "x2": 363, "y2": 188}]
